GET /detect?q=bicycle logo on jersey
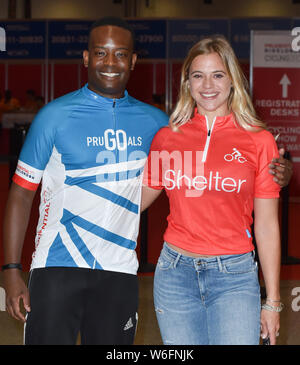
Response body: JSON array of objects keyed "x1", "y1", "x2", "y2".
[{"x1": 224, "y1": 148, "x2": 247, "y2": 164}]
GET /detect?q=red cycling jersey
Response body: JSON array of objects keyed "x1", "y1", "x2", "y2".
[{"x1": 144, "y1": 112, "x2": 280, "y2": 255}]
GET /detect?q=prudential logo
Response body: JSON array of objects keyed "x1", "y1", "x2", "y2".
[{"x1": 0, "y1": 27, "x2": 6, "y2": 51}]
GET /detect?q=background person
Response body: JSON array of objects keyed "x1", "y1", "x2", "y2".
[
  {"x1": 0, "y1": 90, "x2": 20, "y2": 112},
  {"x1": 22, "y1": 89, "x2": 39, "y2": 112}
]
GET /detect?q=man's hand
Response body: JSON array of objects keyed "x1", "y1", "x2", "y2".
[
  {"x1": 2, "y1": 183, "x2": 35, "y2": 322},
  {"x1": 269, "y1": 148, "x2": 293, "y2": 188},
  {"x1": 3, "y1": 269, "x2": 31, "y2": 322}
]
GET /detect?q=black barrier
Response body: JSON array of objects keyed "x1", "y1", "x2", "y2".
[{"x1": 138, "y1": 209, "x2": 156, "y2": 273}]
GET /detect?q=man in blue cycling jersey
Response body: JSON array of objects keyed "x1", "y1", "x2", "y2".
[
  {"x1": 2, "y1": 16, "x2": 292, "y2": 345},
  {"x1": 2, "y1": 17, "x2": 168, "y2": 345}
]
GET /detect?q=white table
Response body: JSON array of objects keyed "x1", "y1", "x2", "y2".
[{"x1": 1, "y1": 112, "x2": 36, "y2": 129}]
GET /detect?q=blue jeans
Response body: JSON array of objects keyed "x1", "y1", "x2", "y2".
[{"x1": 154, "y1": 242, "x2": 261, "y2": 345}]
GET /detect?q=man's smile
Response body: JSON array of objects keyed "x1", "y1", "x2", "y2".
[{"x1": 99, "y1": 72, "x2": 121, "y2": 78}]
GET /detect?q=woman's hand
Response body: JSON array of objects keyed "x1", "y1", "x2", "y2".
[{"x1": 261, "y1": 308, "x2": 280, "y2": 345}]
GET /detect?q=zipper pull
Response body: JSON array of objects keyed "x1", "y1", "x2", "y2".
[
  {"x1": 113, "y1": 99, "x2": 116, "y2": 108},
  {"x1": 208, "y1": 129, "x2": 211, "y2": 136}
]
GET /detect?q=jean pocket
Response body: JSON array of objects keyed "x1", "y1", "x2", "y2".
[
  {"x1": 156, "y1": 253, "x2": 174, "y2": 271},
  {"x1": 223, "y1": 255, "x2": 258, "y2": 275}
]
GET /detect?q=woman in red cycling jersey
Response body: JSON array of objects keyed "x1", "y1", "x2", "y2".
[{"x1": 142, "y1": 36, "x2": 283, "y2": 345}]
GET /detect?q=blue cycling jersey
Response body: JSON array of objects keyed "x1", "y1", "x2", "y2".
[{"x1": 13, "y1": 84, "x2": 168, "y2": 274}]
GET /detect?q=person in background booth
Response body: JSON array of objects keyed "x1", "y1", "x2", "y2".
[
  {"x1": 142, "y1": 35, "x2": 290, "y2": 345},
  {"x1": 0, "y1": 90, "x2": 20, "y2": 112},
  {"x1": 23, "y1": 89, "x2": 39, "y2": 112}
]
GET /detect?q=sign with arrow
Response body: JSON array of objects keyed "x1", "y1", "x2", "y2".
[
  {"x1": 280, "y1": 74, "x2": 291, "y2": 98},
  {"x1": 251, "y1": 30, "x2": 300, "y2": 196}
]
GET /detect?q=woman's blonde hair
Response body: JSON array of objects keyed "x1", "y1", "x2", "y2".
[{"x1": 169, "y1": 35, "x2": 266, "y2": 131}]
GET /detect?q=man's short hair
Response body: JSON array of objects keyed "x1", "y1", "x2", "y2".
[{"x1": 89, "y1": 17, "x2": 136, "y2": 50}]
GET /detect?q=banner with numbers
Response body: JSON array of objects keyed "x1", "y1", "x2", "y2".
[{"x1": 0, "y1": 20, "x2": 46, "y2": 59}]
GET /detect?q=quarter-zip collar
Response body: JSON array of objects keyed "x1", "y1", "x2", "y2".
[
  {"x1": 191, "y1": 109, "x2": 236, "y2": 162},
  {"x1": 192, "y1": 108, "x2": 235, "y2": 130},
  {"x1": 201, "y1": 115, "x2": 215, "y2": 162},
  {"x1": 82, "y1": 83, "x2": 130, "y2": 107}
]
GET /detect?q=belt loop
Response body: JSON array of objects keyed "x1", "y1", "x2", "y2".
[
  {"x1": 173, "y1": 253, "x2": 181, "y2": 268},
  {"x1": 217, "y1": 256, "x2": 223, "y2": 272}
]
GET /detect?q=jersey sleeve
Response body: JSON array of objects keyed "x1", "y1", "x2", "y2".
[
  {"x1": 254, "y1": 130, "x2": 281, "y2": 198},
  {"x1": 143, "y1": 127, "x2": 169, "y2": 190},
  {"x1": 12, "y1": 104, "x2": 57, "y2": 191},
  {"x1": 156, "y1": 109, "x2": 169, "y2": 129}
]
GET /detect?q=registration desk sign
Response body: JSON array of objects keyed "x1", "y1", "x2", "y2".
[{"x1": 251, "y1": 30, "x2": 300, "y2": 196}]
